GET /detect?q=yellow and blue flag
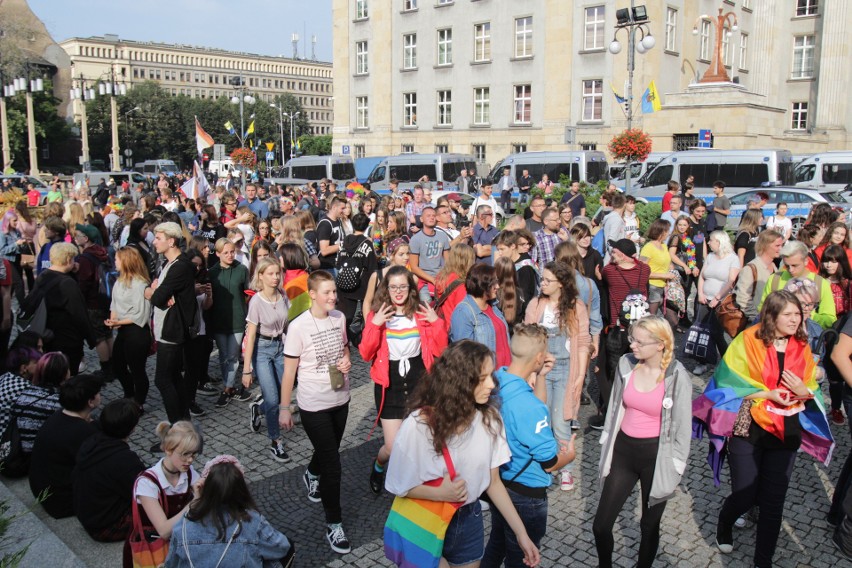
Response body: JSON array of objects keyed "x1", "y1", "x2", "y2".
[
  {"x1": 224, "y1": 121, "x2": 236, "y2": 135},
  {"x1": 641, "y1": 81, "x2": 662, "y2": 114},
  {"x1": 244, "y1": 120, "x2": 255, "y2": 138}
]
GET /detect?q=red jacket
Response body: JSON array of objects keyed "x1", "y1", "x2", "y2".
[{"x1": 359, "y1": 312, "x2": 448, "y2": 389}]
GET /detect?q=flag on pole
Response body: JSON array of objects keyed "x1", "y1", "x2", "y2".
[
  {"x1": 224, "y1": 121, "x2": 236, "y2": 135},
  {"x1": 294, "y1": 138, "x2": 301, "y2": 154},
  {"x1": 244, "y1": 120, "x2": 255, "y2": 137},
  {"x1": 641, "y1": 81, "x2": 662, "y2": 114},
  {"x1": 180, "y1": 161, "x2": 210, "y2": 200},
  {"x1": 195, "y1": 117, "x2": 214, "y2": 155},
  {"x1": 611, "y1": 83, "x2": 627, "y2": 104}
]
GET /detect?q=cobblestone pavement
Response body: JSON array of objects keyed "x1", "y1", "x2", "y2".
[{"x1": 4, "y1": 333, "x2": 850, "y2": 568}]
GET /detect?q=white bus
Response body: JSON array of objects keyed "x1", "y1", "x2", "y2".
[
  {"x1": 630, "y1": 149, "x2": 795, "y2": 202},
  {"x1": 793, "y1": 152, "x2": 852, "y2": 192},
  {"x1": 285, "y1": 155, "x2": 356, "y2": 185}
]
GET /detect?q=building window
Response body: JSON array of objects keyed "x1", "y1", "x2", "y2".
[
  {"x1": 514, "y1": 84, "x2": 532, "y2": 124},
  {"x1": 581, "y1": 143, "x2": 598, "y2": 151},
  {"x1": 791, "y1": 102, "x2": 808, "y2": 130},
  {"x1": 792, "y1": 35, "x2": 815, "y2": 78},
  {"x1": 437, "y1": 90, "x2": 452, "y2": 126},
  {"x1": 355, "y1": 41, "x2": 368, "y2": 74},
  {"x1": 742, "y1": 0, "x2": 752, "y2": 8},
  {"x1": 355, "y1": 145, "x2": 365, "y2": 159},
  {"x1": 796, "y1": 0, "x2": 818, "y2": 16},
  {"x1": 403, "y1": 34, "x2": 417, "y2": 69},
  {"x1": 584, "y1": 6, "x2": 605, "y2": 51},
  {"x1": 402, "y1": 144, "x2": 415, "y2": 153},
  {"x1": 473, "y1": 87, "x2": 490, "y2": 125},
  {"x1": 403, "y1": 0, "x2": 417, "y2": 11},
  {"x1": 356, "y1": 96, "x2": 369, "y2": 128},
  {"x1": 437, "y1": 0, "x2": 453, "y2": 4},
  {"x1": 582, "y1": 79, "x2": 603, "y2": 121},
  {"x1": 474, "y1": 23, "x2": 491, "y2": 62},
  {"x1": 699, "y1": 20, "x2": 711, "y2": 60},
  {"x1": 435, "y1": 144, "x2": 449, "y2": 153},
  {"x1": 514, "y1": 17, "x2": 533, "y2": 58},
  {"x1": 437, "y1": 29, "x2": 453, "y2": 66},
  {"x1": 665, "y1": 8, "x2": 677, "y2": 52},
  {"x1": 356, "y1": 0, "x2": 368, "y2": 19},
  {"x1": 473, "y1": 144, "x2": 486, "y2": 162},
  {"x1": 739, "y1": 33, "x2": 749, "y2": 70},
  {"x1": 403, "y1": 92, "x2": 417, "y2": 126},
  {"x1": 722, "y1": 30, "x2": 731, "y2": 67},
  {"x1": 513, "y1": 144, "x2": 527, "y2": 154}
]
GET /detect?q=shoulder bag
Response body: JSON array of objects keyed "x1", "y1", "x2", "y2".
[
  {"x1": 715, "y1": 263, "x2": 757, "y2": 337},
  {"x1": 128, "y1": 471, "x2": 169, "y2": 568}
]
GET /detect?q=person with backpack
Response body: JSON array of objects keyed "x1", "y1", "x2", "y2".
[
  {"x1": 335, "y1": 213, "x2": 378, "y2": 344},
  {"x1": 74, "y1": 223, "x2": 114, "y2": 379},
  {"x1": 408, "y1": 207, "x2": 450, "y2": 303},
  {"x1": 359, "y1": 265, "x2": 448, "y2": 495},
  {"x1": 317, "y1": 196, "x2": 346, "y2": 273},
  {"x1": 35, "y1": 216, "x2": 67, "y2": 275}
]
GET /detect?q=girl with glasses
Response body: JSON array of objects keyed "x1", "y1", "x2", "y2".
[{"x1": 359, "y1": 265, "x2": 448, "y2": 495}]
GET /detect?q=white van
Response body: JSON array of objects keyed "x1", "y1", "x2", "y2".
[
  {"x1": 134, "y1": 159, "x2": 180, "y2": 178},
  {"x1": 366, "y1": 153, "x2": 477, "y2": 193},
  {"x1": 613, "y1": 152, "x2": 672, "y2": 189},
  {"x1": 631, "y1": 149, "x2": 795, "y2": 202},
  {"x1": 486, "y1": 151, "x2": 609, "y2": 195},
  {"x1": 208, "y1": 159, "x2": 236, "y2": 178},
  {"x1": 793, "y1": 152, "x2": 852, "y2": 191},
  {"x1": 286, "y1": 155, "x2": 356, "y2": 185},
  {"x1": 72, "y1": 171, "x2": 150, "y2": 193}
]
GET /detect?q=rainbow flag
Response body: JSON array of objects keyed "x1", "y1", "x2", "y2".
[
  {"x1": 693, "y1": 325, "x2": 834, "y2": 484},
  {"x1": 284, "y1": 270, "x2": 310, "y2": 322}
]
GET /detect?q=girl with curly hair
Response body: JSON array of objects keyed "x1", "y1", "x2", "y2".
[{"x1": 385, "y1": 340, "x2": 540, "y2": 568}]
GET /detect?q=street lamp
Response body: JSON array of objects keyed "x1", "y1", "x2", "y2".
[
  {"x1": 608, "y1": 1, "x2": 655, "y2": 192},
  {"x1": 0, "y1": 73, "x2": 15, "y2": 172},
  {"x1": 229, "y1": 75, "x2": 256, "y2": 190},
  {"x1": 4, "y1": 73, "x2": 45, "y2": 176},
  {"x1": 69, "y1": 76, "x2": 97, "y2": 166},
  {"x1": 692, "y1": 8, "x2": 738, "y2": 83},
  {"x1": 270, "y1": 103, "x2": 286, "y2": 167},
  {"x1": 99, "y1": 73, "x2": 128, "y2": 171},
  {"x1": 282, "y1": 111, "x2": 300, "y2": 161}
]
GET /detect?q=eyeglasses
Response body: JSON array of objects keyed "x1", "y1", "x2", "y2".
[
  {"x1": 800, "y1": 301, "x2": 817, "y2": 308},
  {"x1": 480, "y1": 213, "x2": 493, "y2": 218},
  {"x1": 628, "y1": 336, "x2": 661, "y2": 347},
  {"x1": 540, "y1": 277, "x2": 559, "y2": 285},
  {"x1": 388, "y1": 285, "x2": 409, "y2": 292}
]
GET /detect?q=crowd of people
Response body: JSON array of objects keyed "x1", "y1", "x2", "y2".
[{"x1": 0, "y1": 169, "x2": 849, "y2": 568}]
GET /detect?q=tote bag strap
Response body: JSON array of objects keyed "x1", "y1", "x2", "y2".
[
  {"x1": 441, "y1": 447, "x2": 456, "y2": 481},
  {"x1": 131, "y1": 470, "x2": 166, "y2": 536}
]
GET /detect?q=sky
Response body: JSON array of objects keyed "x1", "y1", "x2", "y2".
[{"x1": 28, "y1": 0, "x2": 333, "y2": 61}]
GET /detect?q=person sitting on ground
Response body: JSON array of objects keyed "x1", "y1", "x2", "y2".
[
  {"x1": 0, "y1": 347, "x2": 40, "y2": 441},
  {"x1": 73, "y1": 399, "x2": 145, "y2": 542},
  {"x1": 29, "y1": 374, "x2": 102, "y2": 518}
]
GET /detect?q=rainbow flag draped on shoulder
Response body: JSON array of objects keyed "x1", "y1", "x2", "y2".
[{"x1": 692, "y1": 325, "x2": 834, "y2": 485}]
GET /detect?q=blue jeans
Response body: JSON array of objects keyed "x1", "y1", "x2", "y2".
[
  {"x1": 482, "y1": 487, "x2": 548, "y2": 568},
  {"x1": 443, "y1": 501, "x2": 484, "y2": 566},
  {"x1": 253, "y1": 337, "x2": 283, "y2": 441},
  {"x1": 545, "y1": 331, "x2": 572, "y2": 445},
  {"x1": 213, "y1": 332, "x2": 243, "y2": 389}
]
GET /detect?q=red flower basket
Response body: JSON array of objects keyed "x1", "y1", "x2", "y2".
[
  {"x1": 230, "y1": 148, "x2": 257, "y2": 169},
  {"x1": 608, "y1": 128, "x2": 653, "y2": 163}
]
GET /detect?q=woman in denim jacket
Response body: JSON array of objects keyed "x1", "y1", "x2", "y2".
[
  {"x1": 449, "y1": 263, "x2": 512, "y2": 368},
  {"x1": 166, "y1": 455, "x2": 292, "y2": 568}
]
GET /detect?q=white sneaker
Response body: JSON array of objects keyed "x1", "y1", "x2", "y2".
[
  {"x1": 560, "y1": 470, "x2": 575, "y2": 491},
  {"x1": 478, "y1": 499, "x2": 490, "y2": 511}
]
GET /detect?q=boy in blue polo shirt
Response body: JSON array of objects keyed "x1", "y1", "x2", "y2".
[{"x1": 482, "y1": 323, "x2": 576, "y2": 567}]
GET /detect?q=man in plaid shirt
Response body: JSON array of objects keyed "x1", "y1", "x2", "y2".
[
  {"x1": 531, "y1": 208, "x2": 563, "y2": 271},
  {"x1": 266, "y1": 184, "x2": 282, "y2": 213}
]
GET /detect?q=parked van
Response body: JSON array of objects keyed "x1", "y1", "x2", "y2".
[
  {"x1": 486, "y1": 151, "x2": 609, "y2": 195},
  {"x1": 355, "y1": 156, "x2": 387, "y2": 183},
  {"x1": 208, "y1": 159, "x2": 237, "y2": 178},
  {"x1": 613, "y1": 152, "x2": 672, "y2": 189},
  {"x1": 134, "y1": 159, "x2": 180, "y2": 178},
  {"x1": 285, "y1": 155, "x2": 356, "y2": 185},
  {"x1": 73, "y1": 171, "x2": 150, "y2": 193},
  {"x1": 793, "y1": 152, "x2": 852, "y2": 192},
  {"x1": 630, "y1": 149, "x2": 795, "y2": 202},
  {"x1": 366, "y1": 153, "x2": 477, "y2": 193}
]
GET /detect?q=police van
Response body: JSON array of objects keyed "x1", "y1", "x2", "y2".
[
  {"x1": 366, "y1": 153, "x2": 477, "y2": 193},
  {"x1": 486, "y1": 151, "x2": 609, "y2": 195},
  {"x1": 285, "y1": 155, "x2": 356, "y2": 185},
  {"x1": 793, "y1": 152, "x2": 852, "y2": 192},
  {"x1": 134, "y1": 160, "x2": 180, "y2": 178}
]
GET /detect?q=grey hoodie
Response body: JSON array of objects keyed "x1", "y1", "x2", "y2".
[{"x1": 598, "y1": 353, "x2": 693, "y2": 507}]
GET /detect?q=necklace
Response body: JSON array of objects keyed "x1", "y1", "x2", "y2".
[
  {"x1": 162, "y1": 462, "x2": 181, "y2": 476},
  {"x1": 261, "y1": 289, "x2": 280, "y2": 309}
]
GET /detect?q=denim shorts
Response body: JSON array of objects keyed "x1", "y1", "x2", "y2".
[{"x1": 443, "y1": 501, "x2": 484, "y2": 566}]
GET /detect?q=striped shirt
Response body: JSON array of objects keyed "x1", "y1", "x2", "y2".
[{"x1": 387, "y1": 315, "x2": 421, "y2": 360}]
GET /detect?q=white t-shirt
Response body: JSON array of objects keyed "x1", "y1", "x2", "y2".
[
  {"x1": 386, "y1": 409, "x2": 511, "y2": 506},
  {"x1": 135, "y1": 459, "x2": 199, "y2": 503},
  {"x1": 766, "y1": 215, "x2": 792, "y2": 239},
  {"x1": 283, "y1": 310, "x2": 351, "y2": 412},
  {"x1": 386, "y1": 314, "x2": 421, "y2": 361},
  {"x1": 469, "y1": 195, "x2": 499, "y2": 227}
]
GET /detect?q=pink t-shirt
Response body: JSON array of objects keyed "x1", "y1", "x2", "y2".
[{"x1": 620, "y1": 372, "x2": 664, "y2": 438}]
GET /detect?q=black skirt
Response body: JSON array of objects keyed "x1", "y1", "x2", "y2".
[{"x1": 375, "y1": 355, "x2": 425, "y2": 420}]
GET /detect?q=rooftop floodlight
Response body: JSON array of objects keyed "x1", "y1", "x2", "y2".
[{"x1": 632, "y1": 5, "x2": 648, "y2": 23}]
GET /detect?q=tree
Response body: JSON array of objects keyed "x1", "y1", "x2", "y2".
[{"x1": 297, "y1": 135, "x2": 332, "y2": 156}]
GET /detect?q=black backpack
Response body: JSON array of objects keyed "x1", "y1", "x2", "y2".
[
  {"x1": 336, "y1": 237, "x2": 370, "y2": 292},
  {"x1": 616, "y1": 268, "x2": 649, "y2": 328}
]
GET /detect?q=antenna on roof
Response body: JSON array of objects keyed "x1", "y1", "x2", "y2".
[
  {"x1": 311, "y1": 35, "x2": 317, "y2": 60},
  {"x1": 291, "y1": 33, "x2": 299, "y2": 59}
]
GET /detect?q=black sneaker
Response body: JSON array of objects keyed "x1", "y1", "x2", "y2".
[
  {"x1": 588, "y1": 414, "x2": 605, "y2": 430},
  {"x1": 715, "y1": 521, "x2": 733, "y2": 554},
  {"x1": 197, "y1": 383, "x2": 218, "y2": 397},
  {"x1": 270, "y1": 439, "x2": 291, "y2": 463},
  {"x1": 833, "y1": 526, "x2": 852, "y2": 561},
  {"x1": 214, "y1": 392, "x2": 232, "y2": 408},
  {"x1": 250, "y1": 400, "x2": 263, "y2": 432},
  {"x1": 189, "y1": 401, "x2": 206, "y2": 417},
  {"x1": 369, "y1": 459, "x2": 386, "y2": 495},
  {"x1": 580, "y1": 392, "x2": 591, "y2": 405},
  {"x1": 303, "y1": 470, "x2": 321, "y2": 503},
  {"x1": 326, "y1": 523, "x2": 351, "y2": 554},
  {"x1": 233, "y1": 388, "x2": 253, "y2": 402}
]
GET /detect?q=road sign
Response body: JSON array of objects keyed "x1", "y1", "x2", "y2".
[
  {"x1": 342, "y1": 145, "x2": 350, "y2": 155},
  {"x1": 698, "y1": 129, "x2": 713, "y2": 148},
  {"x1": 123, "y1": 149, "x2": 133, "y2": 157},
  {"x1": 213, "y1": 144, "x2": 226, "y2": 161},
  {"x1": 265, "y1": 142, "x2": 275, "y2": 151},
  {"x1": 265, "y1": 151, "x2": 275, "y2": 161}
]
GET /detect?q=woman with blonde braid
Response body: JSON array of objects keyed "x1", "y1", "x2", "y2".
[{"x1": 593, "y1": 316, "x2": 692, "y2": 568}]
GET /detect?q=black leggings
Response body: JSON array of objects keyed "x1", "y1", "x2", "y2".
[
  {"x1": 593, "y1": 432, "x2": 667, "y2": 568},
  {"x1": 301, "y1": 401, "x2": 349, "y2": 524},
  {"x1": 113, "y1": 324, "x2": 151, "y2": 406},
  {"x1": 184, "y1": 335, "x2": 214, "y2": 401},
  {"x1": 154, "y1": 342, "x2": 192, "y2": 423},
  {"x1": 718, "y1": 436, "x2": 797, "y2": 568}
]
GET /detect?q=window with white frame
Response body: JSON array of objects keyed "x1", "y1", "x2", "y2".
[
  {"x1": 437, "y1": 0, "x2": 453, "y2": 4},
  {"x1": 355, "y1": 145, "x2": 365, "y2": 159},
  {"x1": 792, "y1": 35, "x2": 815, "y2": 79},
  {"x1": 582, "y1": 79, "x2": 603, "y2": 121},
  {"x1": 435, "y1": 144, "x2": 449, "y2": 153},
  {"x1": 437, "y1": 90, "x2": 452, "y2": 126},
  {"x1": 739, "y1": 33, "x2": 749, "y2": 70},
  {"x1": 515, "y1": 17, "x2": 533, "y2": 58},
  {"x1": 722, "y1": 30, "x2": 731, "y2": 66},
  {"x1": 513, "y1": 144, "x2": 527, "y2": 154},
  {"x1": 438, "y1": 29, "x2": 453, "y2": 65},
  {"x1": 581, "y1": 143, "x2": 598, "y2": 150},
  {"x1": 742, "y1": 0, "x2": 752, "y2": 8},
  {"x1": 356, "y1": 0, "x2": 368, "y2": 19},
  {"x1": 403, "y1": 0, "x2": 417, "y2": 10},
  {"x1": 474, "y1": 87, "x2": 490, "y2": 125},
  {"x1": 402, "y1": 144, "x2": 415, "y2": 153},
  {"x1": 584, "y1": 6, "x2": 606, "y2": 50},
  {"x1": 791, "y1": 102, "x2": 808, "y2": 130},
  {"x1": 796, "y1": 0, "x2": 818, "y2": 17},
  {"x1": 356, "y1": 96, "x2": 369, "y2": 128},
  {"x1": 355, "y1": 41, "x2": 368, "y2": 74},
  {"x1": 403, "y1": 92, "x2": 417, "y2": 126},
  {"x1": 665, "y1": 8, "x2": 677, "y2": 52},
  {"x1": 514, "y1": 84, "x2": 532, "y2": 124},
  {"x1": 473, "y1": 144, "x2": 486, "y2": 162},
  {"x1": 403, "y1": 34, "x2": 417, "y2": 69},
  {"x1": 474, "y1": 23, "x2": 491, "y2": 62},
  {"x1": 699, "y1": 20, "x2": 711, "y2": 60}
]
